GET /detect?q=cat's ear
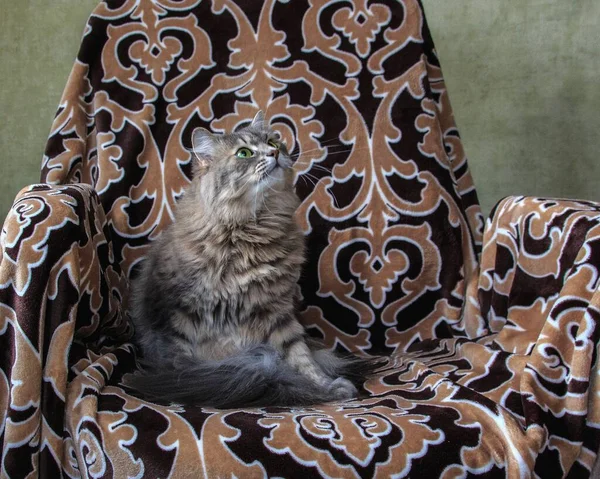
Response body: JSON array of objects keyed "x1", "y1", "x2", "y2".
[
  {"x1": 251, "y1": 110, "x2": 266, "y2": 128},
  {"x1": 191, "y1": 127, "x2": 215, "y2": 170}
]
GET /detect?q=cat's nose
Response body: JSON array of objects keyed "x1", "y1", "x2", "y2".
[
  {"x1": 267, "y1": 148, "x2": 280, "y2": 166},
  {"x1": 269, "y1": 148, "x2": 279, "y2": 160}
]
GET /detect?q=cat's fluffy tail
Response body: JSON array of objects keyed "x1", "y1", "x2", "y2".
[{"x1": 123, "y1": 346, "x2": 381, "y2": 408}]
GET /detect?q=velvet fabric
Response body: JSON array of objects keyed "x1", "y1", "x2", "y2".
[{"x1": 1, "y1": 1, "x2": 599, "y2": 477}]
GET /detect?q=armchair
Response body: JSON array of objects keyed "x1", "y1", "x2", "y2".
[{"x1": 1, "y1": 1, "x2": 599, "y2": 477}]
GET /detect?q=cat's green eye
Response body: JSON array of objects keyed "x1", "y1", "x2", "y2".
[
  {"x1": 267, "y1": 140, "x2": 279, "y2": 149},
  {"x1": 236, "y1": 147, "x2": 254, "y2": 159}
]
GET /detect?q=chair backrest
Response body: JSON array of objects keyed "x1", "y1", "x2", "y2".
[{"x1": 42, "y1": 0, "x2": 482, "y2": 354}]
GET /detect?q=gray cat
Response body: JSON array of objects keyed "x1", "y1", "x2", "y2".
[{"x1": 125, "y1": 112, "x2": 377, "y2": 408}]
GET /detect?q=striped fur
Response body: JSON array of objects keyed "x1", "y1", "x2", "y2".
[{"x1": 126, "y1": 112, "x2": 376, "y2": 407}]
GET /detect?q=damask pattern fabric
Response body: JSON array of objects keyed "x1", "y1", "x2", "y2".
[
  {"x1": 41, "y1": 0, "x2": 483, "y2": 355},
  {"x1": 1, "y1": 1, "x2": 599, "y2": 477}
]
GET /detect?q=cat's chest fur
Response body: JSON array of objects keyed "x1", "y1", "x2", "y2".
[
  {"x1": 151, "y1": 208, "x2": 305, "y2": 320},
  {"x1": 132, "y1": 185, "x2": 307, "y2": 353}
]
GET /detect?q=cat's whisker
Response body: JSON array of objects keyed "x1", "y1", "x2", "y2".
[
  {"x1": 289, "y1": 143, "x2": 356, "y2": 154},
  {"x1": 291, "y1": 147, "x2": 370, "y2": 165},
  {"x1": 263, "y1": 175, "x2": 281, "y2": 195},
  {"x1": 293, "y1": 145, "x2": 371, "y2": 157},
  {"x1": 239, "y1": 175, "x2": 255, "y2": 193},
  {"x1": 298, "y1": 175, "x2": 311, "y2": 190},
  {"x1": 301, "y1": 170, "x2": 327, "y2": 183},
  {"x1": 298, "y1": 173, "x2": 318, "y2": 189},
  {"x1": 290, "y1": 137, "x2": 341, "y2": 151},
  {"x1": 296, "y1": 173, "x2": 340, "y2": 209},
  {"x1": 291, "y1": 143, "x2": 351, "y2": 152},
  {"x1": 290, "y1": 145, "x2": 353, "y2": 158},
  {"x1": 302, "y1": 172, "x2": 321, "y2": 183},
  {"x1": 302, "y1": 164, "x2": 332, "y2": 174},
  {"x1": 312, "y1": 137, "x2": 350, "y2": 146},
  {"x1": 293, "y1": 161, "x2": 337, "y2": 176},
  {"x1": 303, "y1": 172, "x2": 341, "y2": 209}
]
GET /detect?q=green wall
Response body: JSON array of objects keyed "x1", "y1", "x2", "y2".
[
  {"x1": 0, "y1": 1, "x2": 99, "y2": 220},
  {"x1": 422, "y1": 0, "x2": 600, "y2": 215},
  {"x1": 0, "y1": 2, "x2": 598, "y2": 220}
]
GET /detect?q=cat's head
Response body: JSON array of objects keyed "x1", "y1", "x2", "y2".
[{"x1": 190, "y1": 112, "x2": 294, "y2": 206}]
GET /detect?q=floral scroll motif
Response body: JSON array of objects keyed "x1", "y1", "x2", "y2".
[{"x1": 3, "y1": 1, "x2": 597, "y2": 478}]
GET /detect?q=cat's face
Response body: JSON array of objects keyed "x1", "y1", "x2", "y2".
[{"x1": 191, "y1": 112, "x2": 294, "y2": 206}]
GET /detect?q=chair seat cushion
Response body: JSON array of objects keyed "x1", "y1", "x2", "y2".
[{"x1": 67, "y1": 336, "x2": 537, "y2": 478}]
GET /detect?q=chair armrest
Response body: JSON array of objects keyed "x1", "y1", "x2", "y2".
[
  {"x1": 0, "y1": 183, "x2": 131, "y2": 476},
  {"x1": 471, "y1": 196, "x2": 600, "y2": 474},
  {"x1": 471, "y1": 195, "x2": 600, "y2": 342}
]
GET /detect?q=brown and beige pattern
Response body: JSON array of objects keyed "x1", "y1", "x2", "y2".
[{"x1": 1, "y1": 0, "x2": 599, "y2": 477}]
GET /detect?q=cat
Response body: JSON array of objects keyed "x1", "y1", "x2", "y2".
[{"x1": 125, "y1": 111, "x2": 378, "y2": 408}]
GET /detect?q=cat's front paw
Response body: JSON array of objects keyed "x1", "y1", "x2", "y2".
[{"x1": 327, "y1": 377, "x2": 358, "y2": 401}]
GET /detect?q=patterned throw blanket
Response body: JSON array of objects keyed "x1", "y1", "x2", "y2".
[{"x1": 1, "y1": 1, "x2": 600, "y2": 477}]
